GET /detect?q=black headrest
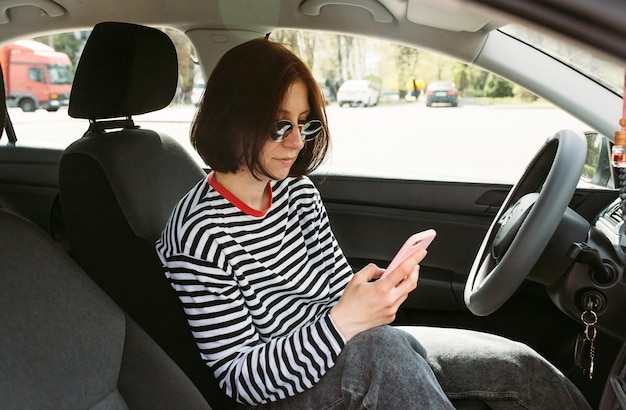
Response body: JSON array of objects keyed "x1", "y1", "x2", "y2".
[
  {"x1": 0, "y1": 63, "x2": 6, "y2": 131},
  {"x1": 69, "y1": 22, "x2": 178, "y2": 120}
]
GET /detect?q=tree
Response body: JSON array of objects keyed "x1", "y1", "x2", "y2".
[
  {"x1": 33, "y1": 28, "x2": 527, "y2": 106},
  {"x1": 337, "y1": 35, "x2": 353, "y2": 82},
  {"x1": 395, "y1": 45, "x2": 419, "y2": 97},
  {"x1": 483, "y1": 73, "x2": 514, "y2": 98},
  {"x1": 164, "y1": 28, "x2": 196, "y2": 104},
  {"x1": 35, "y1": 31, "x2": 89, "y2": 69},
  {"x1": 272, "y1": 30, "x2": 317, "y2": 70}
]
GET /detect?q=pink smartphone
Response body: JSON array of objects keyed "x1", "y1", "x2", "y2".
[{"x1": 383, "y1": 229, "x2": 437, "y2": 276}]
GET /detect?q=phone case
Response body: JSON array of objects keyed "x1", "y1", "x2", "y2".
[{"x1": 383, "y1": 229, "x2": 437, "y2": 276}]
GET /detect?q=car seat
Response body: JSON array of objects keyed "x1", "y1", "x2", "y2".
[
  {"x1": 57, "y1": 22, "x2": 235, "y2": 409},
  {"x1": 0, "y1": 209, "x2": 212, "y2": 409},
  {"x1": 0, "y1": 58, "x2": 209, "y2": 410}
]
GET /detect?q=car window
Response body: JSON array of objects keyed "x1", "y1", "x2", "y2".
[
  {"x1": 28, "y1": 68, "x2": 45, "y2": 82},
  {"x1": 268, "y1": 30, "x2": 601, "y2": 186},
  {"x1": 1, "y1": 27, "x2": 611, "y2": 188}
]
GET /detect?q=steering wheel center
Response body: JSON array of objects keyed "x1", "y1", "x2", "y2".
[{"x1": 492, "y1": 193, "x2": 539, "y2": 261}]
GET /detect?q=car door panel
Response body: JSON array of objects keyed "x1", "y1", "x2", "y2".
[
  {"x1": 323, "y1": 201, "x2": 487, "y2": 310},
  {"x1": 314, "y1": 176, "x2": 498, "y2": 312}
]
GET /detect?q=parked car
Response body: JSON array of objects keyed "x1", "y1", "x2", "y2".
[
  {"x1": 1, "y1": 1, "x2": 626, "y2": 409},
  {"x1": 425, "y1": 81, "x2": 459, "y2": 107},
  {"x1": 336, "y1": 79, "x2": 379, "y2": 107}
]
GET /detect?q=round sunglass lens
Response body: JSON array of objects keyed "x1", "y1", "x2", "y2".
[
  {"x1": 271, "y1": 120, "x2": 294, "y2": 141},
  {"x1": 301, "y1": 120, "x2": 322, "y2": 141}
]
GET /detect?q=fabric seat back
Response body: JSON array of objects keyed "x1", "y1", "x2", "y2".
[
  {"x1": 58, "y1": 22, "x2": 233, "y2": 409},
  {"x1": 0, "y1": 209, "x2": 211, "y2": 409}
]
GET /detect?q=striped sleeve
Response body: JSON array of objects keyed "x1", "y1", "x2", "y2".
[{"x1": 164, "y1": 253, "x2": 346, "y2": 405}]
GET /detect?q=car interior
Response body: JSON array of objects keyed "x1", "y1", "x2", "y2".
[{"x1": 1, "y1": 0, "x2": 626, "y2": 409}]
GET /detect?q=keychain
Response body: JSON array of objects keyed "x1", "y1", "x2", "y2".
[{"x1": 575, "y1": 308, "x2": 598, "y2": 379}]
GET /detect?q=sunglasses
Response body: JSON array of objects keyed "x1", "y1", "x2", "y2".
[{"x1": 269, "y1": 119, "x2": 323, "y2": 142}]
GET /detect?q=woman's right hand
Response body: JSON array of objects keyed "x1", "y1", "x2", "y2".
[{"x1": 329, "y1": 249, "x2": 426, "y2": 341}]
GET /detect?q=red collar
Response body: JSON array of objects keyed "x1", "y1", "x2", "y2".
[{"x1": 207, "y1": 171, "x2": 272, "y2": 217}]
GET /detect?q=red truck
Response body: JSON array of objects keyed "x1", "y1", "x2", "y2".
[{"x1": 0, "y1": 40, "x2": 73, "y2": 112}]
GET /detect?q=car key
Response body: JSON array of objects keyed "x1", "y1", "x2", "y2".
[
  {"x1": 574, "y1": 333, "x2": 591, "y2": 372},
  {"x1": 577, "y1": 309, "x2": 598, "y2": 379}
]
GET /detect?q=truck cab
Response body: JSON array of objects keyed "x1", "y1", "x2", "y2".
[{"x1": 0, "y1": 40, "x2": 73, "y2": 112}]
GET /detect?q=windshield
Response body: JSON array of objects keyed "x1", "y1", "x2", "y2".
[
  {"x1": 48, "y1": 64, "x2": 74, "y2": 84},
  {"x1": 500, "y1": 24, "x2": 624, "y2": 96}
]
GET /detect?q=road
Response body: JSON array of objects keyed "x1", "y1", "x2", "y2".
[
  {"x1": 324, "y1": 102, "x2": 589, "y2": 182},
  {"x1": 6, "y1": 101, "x2": 589, "y2": 183}
]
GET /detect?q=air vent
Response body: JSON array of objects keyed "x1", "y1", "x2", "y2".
[{"x1": 608, "y1": 202, "x2": 623, "y2": 224}]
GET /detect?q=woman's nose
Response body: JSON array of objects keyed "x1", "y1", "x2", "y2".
[{"x1": 284, "y1": 125, "x2": 306, "y2": 148}]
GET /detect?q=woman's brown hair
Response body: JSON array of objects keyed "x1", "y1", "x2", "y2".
[{"x1": 191, "y1": 38, "x2": 330, "y2": 179}]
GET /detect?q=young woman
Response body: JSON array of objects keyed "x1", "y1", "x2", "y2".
[{"x1": 156, "y1": 38, "x2": 590, "y2": 409}]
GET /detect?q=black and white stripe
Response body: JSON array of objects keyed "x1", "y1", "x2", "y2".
[{"x1": 156, "y1": 176, "x2": 353, "y2": 405}]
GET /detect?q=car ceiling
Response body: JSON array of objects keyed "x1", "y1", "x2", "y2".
[{"x1": 2, "y1": 0, "x2": 502, "y2": 60}]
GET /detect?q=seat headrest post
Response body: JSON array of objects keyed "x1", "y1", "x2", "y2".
[{"x1": 86, "y1": 117, "x2": 139, "y2": 134}]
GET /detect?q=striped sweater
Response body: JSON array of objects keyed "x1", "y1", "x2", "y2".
[{"x1": 155, "y1": 173, "x2": 353, "y2": 405}]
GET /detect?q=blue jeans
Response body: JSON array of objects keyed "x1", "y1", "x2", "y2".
[{"x1": 254, "y1": 326, "x2": 591, "y2": 409}]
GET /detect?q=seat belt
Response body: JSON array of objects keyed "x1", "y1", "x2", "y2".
[{"x1": 4, "y1": 107, "x2": 17, "y2": 143}]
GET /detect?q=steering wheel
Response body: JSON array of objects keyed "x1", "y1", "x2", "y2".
[{"x1": 464, "y1": 129, "x2": 588, "y2": 316}]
